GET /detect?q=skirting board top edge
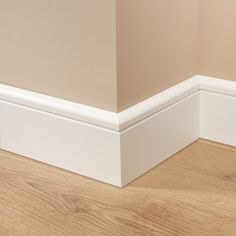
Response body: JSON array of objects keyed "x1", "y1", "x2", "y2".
[
  {"x1": 1, "y1": 75, "x2": 236, "y2": 132},
  {"x1": 198, "y1": 75, "x2": 236, "y2": 97},
  {"x1": 119, "y1": 75, "x2": 236, "y2": 131},
  {"x1": 0, "y1": 84, "x2": 120, "y2": 131}
]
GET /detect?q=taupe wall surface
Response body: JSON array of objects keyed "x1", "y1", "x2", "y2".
[
  {"x1": 0, "y1": 0, "x2": 117, "y2": 111},
  {"x1": 116, "y1": 0, "x2": 199, "y2": 111},
  {"x1": 199, "y1": 0, "x2": 236, "y2": 81},
  {"x1": 3, "y1": 1, "x2": 233, "y2": 113}
]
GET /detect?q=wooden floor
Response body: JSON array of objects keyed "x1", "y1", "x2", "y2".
[{"x1": 0, "y1": 139, "x2": 236, "y2": 236}]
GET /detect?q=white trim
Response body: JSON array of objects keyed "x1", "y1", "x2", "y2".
[
  {"x1": 198, "y1": 75, "x2": 236, "y2": 147},
  {"x1": 198, "y1": 75, "x2": 236, "y2": 97},
  {"x1": 0, "y1": 99, "x2": 122, "y2": 186},
  {"x1": 0, "y1": 84, "x2": 119, "y2": 131},
  {"x1": 118, "y1": 76, "x2": 200, "y2": 131},
  {"x1": 200, "y1": 91, "x2": 236, "y2": 147},
  {"x1": 120, "y1": 92, "x2": 200, "y2": 186},
  {"x1": 0, "y1": 75, "x2": 236, "y2": 186}
]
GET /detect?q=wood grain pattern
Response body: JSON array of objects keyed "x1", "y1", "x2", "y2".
[{"x1": 0, "y1": 140, "x2": 236, "y2": 235}]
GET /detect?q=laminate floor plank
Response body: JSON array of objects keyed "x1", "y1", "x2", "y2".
[{"x1": 0, "y1": 140, "x2": 235, "y2": 235}]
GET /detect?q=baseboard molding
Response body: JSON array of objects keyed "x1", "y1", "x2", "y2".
[
  {"x1": 198, "y1": 75, "x2": 236, "y2": 147},
  {"x1": 0, "y1": 75, "x2": 235, "y2": 187},
  {"x1": 200, "y1": 91, "x2": 236, "y2": 147},
  {"x1": 120, "y1": 92, "x2": 199, "y2": 185}
]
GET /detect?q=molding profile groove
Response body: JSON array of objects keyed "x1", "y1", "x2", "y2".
[{"x1": 0, "y1": 75, "x2": 236, "y2": 187}]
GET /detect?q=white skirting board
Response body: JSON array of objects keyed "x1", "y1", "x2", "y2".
[
  {"x1": 0, "y1": 75, "x2": 236, "y2": 187},
  {"x1": 200, "y1": 91, "x2": 236, "y2": 147},
  {"x1": 0, "y1": 100, "x2": 122, "y2": 186},
  {"x1": 120, "y1": 92, "x2": 199, "y2": 185}
]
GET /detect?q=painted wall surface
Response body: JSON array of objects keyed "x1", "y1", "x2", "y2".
[
  {"x1": 116, "y1": 0, "x2": 199, "y2": 111},
  {"x1": 199, "y1": 0, "x2": 236, "y2": 81},
  {"x1": 0, "y1": 0, "x2": 117, "y2": 111},
  {"x1": 4, "y1": 1, "x2": 232, "y2": 112}
]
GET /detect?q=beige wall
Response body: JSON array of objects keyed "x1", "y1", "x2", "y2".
[
  {"x1": 199, "y1": 0, "x2": 236, "y2": 81},
  {"x1": 3, "y1": 1, "x2": 233, "y2": 113},
  {"x1": 0, "y1": 0, "x2": 117, "y2": 111},
  {"x1": 116, "y1": 0, "x2": 199, "y2": 111}
]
